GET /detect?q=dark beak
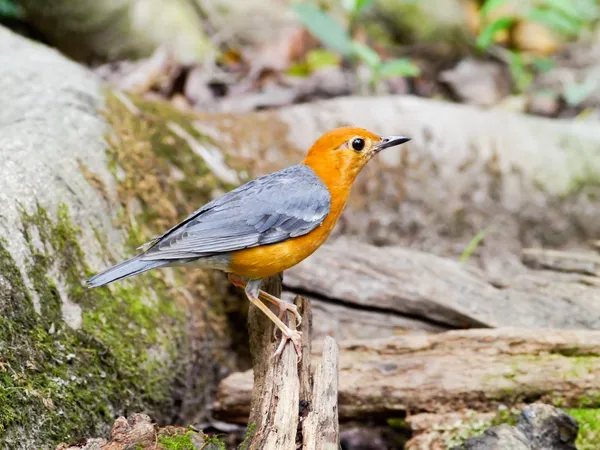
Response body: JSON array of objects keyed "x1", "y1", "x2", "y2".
[{"x1": 376, "y1": 135, "x2": 411, "y2": 153}]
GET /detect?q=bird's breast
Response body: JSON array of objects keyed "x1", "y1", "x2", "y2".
[{"x1": 228, "y1": 198, "x2": 345, "y2": 279}]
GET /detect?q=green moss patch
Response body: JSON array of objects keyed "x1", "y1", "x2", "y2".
[
  {"x1": 101, "y1": 91, "x2": 252, "y2": 371},
  {"x1": 155, "y1": 427, "x2": 226, "y2": 450},
  {"x1": 158, "y1": 430, "x2": 196, "y2": 450},
  {"x1": 441, "y1": 408, "x2": 520, "y2": 448},
  {"x1": 567, "y1": 409, "x2": 600, "y2": 450},
  {"x1": 0, "y1": 203, "x2": 185, "y2": 448}
]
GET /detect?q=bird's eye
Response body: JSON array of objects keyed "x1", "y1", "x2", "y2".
[{"x1": 351, "y1": 138, "x2": 365, "y2": 151}]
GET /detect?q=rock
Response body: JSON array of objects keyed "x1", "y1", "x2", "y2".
[
  {"x1": 455, "y1": 424, "x2": 531, "y2": 450},
  {"x1": 527, "y1": 90, "x2": 560, "y2": 117},
  {"x1": 56, "y1": 413, "x2": 224, "y2": 449},
  {"x1": 365, "y1": 0, "x2": 472, "y2": 48},
  {"x1": 19, "y1": 0, "x2": 213, "y2": 64},
  {"x1": 406, "y1": 410, "x2": 498, "y2": 450},
  {"x1": 440, "y1": 58, "x2": 510, "y2": 107},
  {"x1": 534, "y1": 43, "x2": 600, "y2": 109},
  {"x1": 213, "y1": 328, "x2": 600, "y2": 422},
  {"x1": 0, "y1": 26, "x2": 245, "y2": 449},
  {"x1": 283, "y1": 238, "x2": 600, "y2": 330},
  {"x1": 340, "y1": 427, "x2": 389, "y2": 450},
  {"x1": 281, "y1": 291, "x2": 446, "y2": 342},
  {"x1": 451, "y1": 404, "x2": 578, "y2": 450}
]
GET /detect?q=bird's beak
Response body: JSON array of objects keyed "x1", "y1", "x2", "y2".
[{"x1": 375, "y1": 135, "x2": 411, "y2": 153}]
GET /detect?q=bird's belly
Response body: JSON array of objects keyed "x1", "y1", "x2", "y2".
[{"x1": 228, "y1": 229, "x2": 330, "y2": 279}]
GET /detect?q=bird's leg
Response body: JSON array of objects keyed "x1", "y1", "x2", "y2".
[
  {"x1": 230, "y1": 275, "x2": 302, "y2": 361},
  {"x1": 228, "y1": 274, "x2": 302, "y2": 326},
  {"x1": 259, "y1": 290, "x2": 303, "y2": 326}
]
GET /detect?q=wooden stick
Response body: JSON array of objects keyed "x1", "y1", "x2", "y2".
[
  {"x1": 302, "y1": 337, "x2": 340, "y2": 450},
  {"x1": 243, "y1": 275, "x2": 340, "y2": 449},
  {"x1": 246, "y1": 274, "x2": 298, "y2": 450}
]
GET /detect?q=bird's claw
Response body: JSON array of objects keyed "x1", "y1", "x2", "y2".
[
  {"x1": 282, "y1": 302, "x2": 303, "y2": 327},
  {"x1": 272, "y1": 302, "x2": 302, "y2": 339},
  {"x1": 271, "y1": 328, "x2": 302, "y2": 363}
]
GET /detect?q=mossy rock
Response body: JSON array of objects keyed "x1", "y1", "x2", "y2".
[
  {"x1": 18, "y1": 0, "x2": 213, "y2": 64},
  {"x1": 0, "y1": 26, "x2": 247, "y2": 449}
]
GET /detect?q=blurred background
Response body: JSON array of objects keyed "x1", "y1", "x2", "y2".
[
  {"x1": 3, "y1": 0, "x2": 600, "y2": 117},
  {"x1": 3, "y1": 1, "x2": 600, "y2": 449}
]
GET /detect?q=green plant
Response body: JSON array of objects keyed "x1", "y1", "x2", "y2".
[
  {"x1": 0, "y1": 0, "x2": 24, "y2": 20},
  {"x1": 459, "y1": 230, "x2": 486, "y2": 263},
  {"x1": 292, "y1": 2, "x2": 420, "y2": 85},
  {"x1": 476, "y1": 0, "x2": 599, "y2": 93}
]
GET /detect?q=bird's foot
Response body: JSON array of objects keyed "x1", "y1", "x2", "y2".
[
  {"x1": 272, "y1": 302, "x2": 302, "y2": 339},
  {"x1": 271, "y1": 327, "x2": 302, "y2": 362},
  {"x1": 278, "y1": 301, "x2": 302, "y2": 326}
]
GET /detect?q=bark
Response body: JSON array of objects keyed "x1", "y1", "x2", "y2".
[
  {"x1": 301, "y1": 337, "x2": 340, "y2": 450},
  {"x1": 213, "y1": 328, "x2": 600, "y2": 421},
  {"x1": 246, "y1": 275, "x2": 300, "y2": 450},
  {"x1": 229, "y1": 292, "x2": 340, "y2": 450}
]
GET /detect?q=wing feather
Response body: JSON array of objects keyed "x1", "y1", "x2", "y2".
[{"x1": 139, "y1": 165, "x2": 331, "y2": 260}]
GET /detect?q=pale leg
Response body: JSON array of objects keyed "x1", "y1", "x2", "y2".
[
  {"x1": 231, "y1": 275, "x2": 302, "y2": 361},
  {"x1": 228, "y1": 274, "x2": 302, "y2": 325}
]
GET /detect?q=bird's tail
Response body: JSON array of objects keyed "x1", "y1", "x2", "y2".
[{"x1": 86, "y1": 256, "x2": 168, "y2": 288}]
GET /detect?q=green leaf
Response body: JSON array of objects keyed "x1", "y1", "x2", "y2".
[
  {"x1": 342, "y1": 0, "x2": 375, "y2": 14},
  {"x1": 480, "y1": 0, "x2": 508, "y2": 17},
  {"x1": 0, "y1": 0, "x2": 24, "y2": 19},
  {"x1": 538, "y1": 0, "x2": 597, "y2": 21},
  {"x1": 355, "y1": 0, "x2": 375, "y2": 12},
  {"x1": 531, "y1": 56, "x2": 554, "y2": 73},
  {"x1": 292, "y1": 4, "x2": 353, "y2": 57},
  {"x1": 306, "y1": 49, "x2": 340, "y2": 70},
  {"x1": 341, "y1": 0, "x2": 357, "y2": 13},
  {"x1": 507, "y1": 51, "x2": 533, "y2": 92},
  {"x1": 459, "y1": 230, "x2": 486, "y2": 263},
  {"x1": 476, "y1": 17, "x2": 515, "y2": 50},
  {"x1": 286, "y1": 63, "x2": 311, "y2": 77},
  {"x1": 379, "y1": 58, "x2": 421, "y2": 78},
  {"x1": 527, "y1": 7, "x2": 582, "y2": 35},
  {"x1": 563, "y1": 79, "x2": 597, "y2": 106},
  {"x1": 350, "y1": 41, "x2": 381, "y2": 68}
]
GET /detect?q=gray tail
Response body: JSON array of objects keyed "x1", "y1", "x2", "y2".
[{"x1": 86, "y1": 256, "x2": 168, "y2": 288}]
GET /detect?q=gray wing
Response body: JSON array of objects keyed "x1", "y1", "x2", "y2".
[{"x1": 140, "y1": 164, "x2": 331, "y2": 260}]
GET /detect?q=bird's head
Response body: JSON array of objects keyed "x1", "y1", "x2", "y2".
[{"x1": 303, "y1": 126, "x2": 410, "y2": 185}]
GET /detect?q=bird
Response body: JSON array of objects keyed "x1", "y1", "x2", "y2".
[{"x1": 86, "y1": 127, "x2": 410, "y2": 360}]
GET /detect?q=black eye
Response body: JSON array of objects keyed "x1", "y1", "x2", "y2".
[{"x1": 351, "y1": 138, "x2": 365, "y2": 151}]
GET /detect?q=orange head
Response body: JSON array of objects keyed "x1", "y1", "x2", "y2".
[{"x1": 303, "y1": 126, "x2": 410, "y2": 191}]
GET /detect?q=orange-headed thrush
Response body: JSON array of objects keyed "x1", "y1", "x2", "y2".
[{"x1": 87, "y1": 127, "x2": 410, "y2": 359}]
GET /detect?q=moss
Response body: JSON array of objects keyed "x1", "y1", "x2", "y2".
[
  {"x1": 155, "y1": 428, "x2": 226, "y2": 450},
  {"x1": 567, "y1": 409, "x2": 600, "y2": 450},
  {"x1": 102, "y1": 91, "x2": 248, "y2": 351},
  {"x1": 238, "y1": 422, "x2": 257, "y2": 450},
  {"x1": 101, "y1": 91, "x2": 252, "y2": 416},
  {"x1": 386, "y1": 418, "x2": 407, "y2": 429},
  {"x1": 0, "y1": 203, "x2": 186, "y2": 449},
  {"x1": 443, "y1": 407, "x2": 520, "y2": 448},
  {"x1": 205, "y1": 435, "x2": 227, "y2": 450},
  {"x1": 577, "y1": 394, "x2": 600, "y2": 409},
  {"x1": 158, "y1": 431, "x2": 196, "y2": 450}
]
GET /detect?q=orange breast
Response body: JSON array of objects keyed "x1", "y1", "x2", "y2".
[
  {"x1": 228, "y1": 207, "x2": 337, "y2": 279},
  {"x1": 228, "y1": 185, "x2": 349, "y2": 279}
]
